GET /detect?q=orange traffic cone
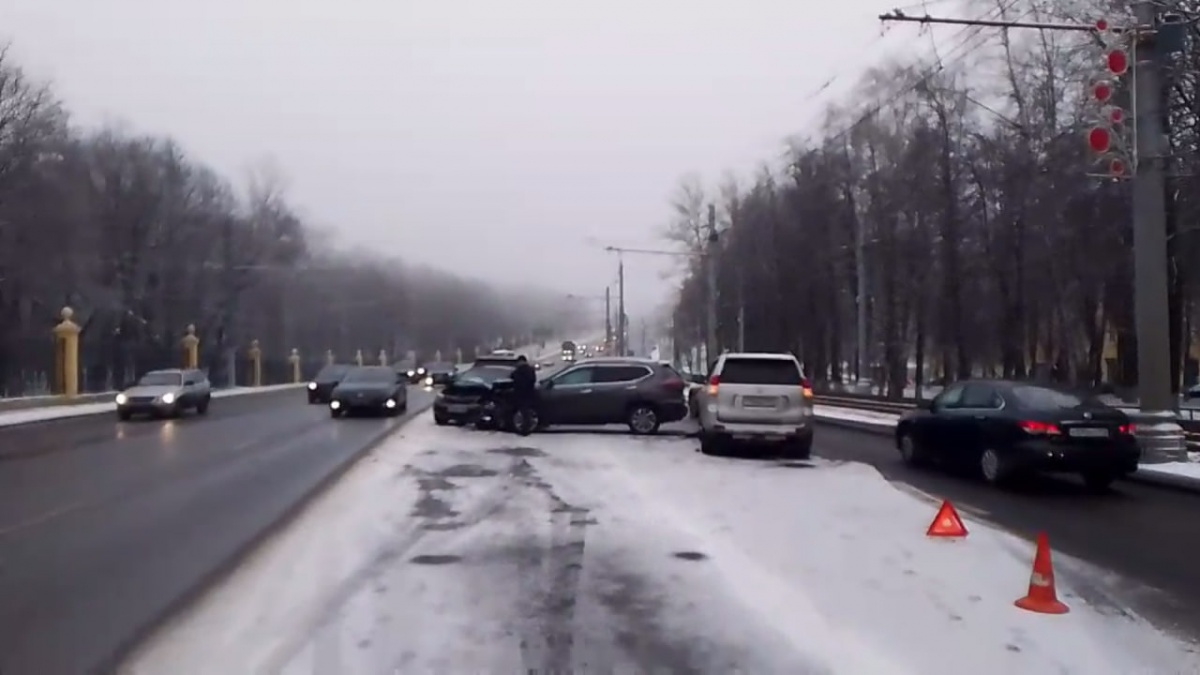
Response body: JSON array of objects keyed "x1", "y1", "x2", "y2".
[
  {"x1": 1014, "y1": 532, "x2": 1069, "y2": 614},
  {"x1": 926, "y1": 500, "x2": 968, "y2": 538}
]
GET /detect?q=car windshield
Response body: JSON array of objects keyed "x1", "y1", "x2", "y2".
[
  {"x1": 315, "y1": 365, "x2": 351, "y2": 381},
  {"x1": 137, "y1": 372, "x2": 182, "y2": 387},
  {"x1": 1011, "y1": 385, "x2": 1094, "y2": 410},
  {"x1": 719, "y1": 357, "x2": 802, "y2": 385},
  {"x1": 423, "y1": 362, "x2": 454, "y2": 373},
  {"x1": 342, "y1": 367, "x2": 396, "y2": 384},
  {"x1": 455, "y1": 365, "x2": 514, "y2": 384}
]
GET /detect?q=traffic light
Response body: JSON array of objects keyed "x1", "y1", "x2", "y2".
[{"x1": 1086, "y1": 18, "x2": 1131, "y2": 180}]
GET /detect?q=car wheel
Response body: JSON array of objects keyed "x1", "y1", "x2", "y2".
[
  {"x1": 627, "y1": 404, "x2": 660, "y2": 435},
  {"x1": 330, "y1": 408, "x2": 343, "y2": 419},
  {"x1": 1082, "y1": 470, "x2": 1116, "y2": 492},
  {"x1": 434, "y1": 414, "x2": 450, "y2": 426},
  {"x1": 979, "y1": 447, "x2": 1011, "y2": 486},
  {"x1": 897, "y1": 431, "x2": 927, "y2": 467},
  {"x1": 196, "y1": 396, "x2": 210, "y2": 415},
  {"x1": 699, "y1": 433, "x2": 723, "y2": 456},
  {"x1": 511, "y1": 408, "x2": 538, "y2": 436},
  {"x1": 783, "y1": 435, "x2": 812, "y2": 460},
  {"x1": 118, "y1": 410, "x2": 132, "y2": 421}
]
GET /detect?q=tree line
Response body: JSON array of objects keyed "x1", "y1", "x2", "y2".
[
  {"x1": 0, "y1": 47, "x2": 576, "y2": 396},
  {"x1": 667, "y1": 0, "x2": 1200, "y2": 399}
]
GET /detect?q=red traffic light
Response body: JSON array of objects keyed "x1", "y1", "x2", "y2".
[
  {"x1": 1093, "y1": 81, "x2": 1113, "y2": 103},
  {"x1": 1088, "y1": 127, "x2": 1112, "y2": 153},
  {"x1": 1109, "y1": 107, "x2": 1124, "y2": 124},
  {"x1": 1107, "y1": 49, "x2": 1129, "y2": 75},
  {"x1": 1095, "y1": 18, "x2": 1110, "y2": 32},
  {"x1": 1110, "y1": 158, "x2": 1126, "y2": 176}
]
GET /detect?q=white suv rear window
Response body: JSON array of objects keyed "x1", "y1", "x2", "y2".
[{"x1": 719, "y1": 358, "x2": 802, "y2": 385}]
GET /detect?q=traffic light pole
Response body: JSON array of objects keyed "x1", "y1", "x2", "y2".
[
  {"x1": 705, "y1": 204, "x2": 719, "y2": 366},
  {"x1": 880, "y1": 6, "x2": 1184, "y2": 460},
  {"x1": 1129, "y1": 0, "x2": 1184, "y2": 460}
]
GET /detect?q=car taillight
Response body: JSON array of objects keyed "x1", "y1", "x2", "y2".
[
  {"x1": 707, "y1": 374, "x2": 719, "y2": 395},
  {"x1": 662, "y1": 378, "x2": 685, "y2": 392},
  {"x1": 1119, "y1": 423, "x2": 1136, "y2": 435},
  {"x1": 1020, "y1": 420, "x2": 1061, "y2": 436},
  {"x1": 801, "y1": 377, "x2": 814, "y2": 399}
]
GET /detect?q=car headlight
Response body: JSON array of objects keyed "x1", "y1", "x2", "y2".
[
  {"x1": 385, "y1": 398, "x2": 397, "y2": 408},
  {"x1": 308, "y1": 382, "x2": 317, "y2": 390},
  {"x1": 161, "y1": 392, "x2": 176, "y2": 404},
  {"x1": 424, "y1": 377, "x2": 434, "y2": 386},
  {"x1": 407, "y1": 370, "x2": 415, "y2": 377},
  {"x1": 330, "y1": 400, "x2": 341, "y2": 409},
  {"x1": 417, "y1": 368, "x2": 426, "y2": 375},
  {"x1": 115, "y1": 393, "x2": 127, "y2": 405}
]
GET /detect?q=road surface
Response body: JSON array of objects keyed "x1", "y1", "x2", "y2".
[
  {"x1": 0, "y1": 386, "x2": 434, "y2": 675},
  {"x1": 811, "y1": 422, "x2": 1200, "y2": 642}
]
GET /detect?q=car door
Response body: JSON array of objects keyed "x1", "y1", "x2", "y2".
[
  {"x1": 917, "y1": 383, "x2": 966, "y2": 458},
  {"x1": 540, "y1": 366, "x2": 598, "y2": 424},
  {"x1": 946, "y1": 383, "x2": 1005, "y2": 467},
  {"x1": 590, "y1": 364, "x2": 653, "y2": 423}
]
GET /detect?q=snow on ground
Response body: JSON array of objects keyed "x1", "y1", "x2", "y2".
[
  {"x1": 123, "y1": 416, "x2": 1200, "y2": 675},
  {"x1": 0, "y1": 384, "x2": 304, "y2": 428}
]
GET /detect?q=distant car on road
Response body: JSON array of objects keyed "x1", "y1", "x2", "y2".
[
  {"x1": 116, "y1": 368, "x2": 212, "y2": 420},
  {"x1": 307, "y1": 364, "x2": 352, "y2": 404},
  {"x1": 894, "y1": 380, "x2": 1139, "y2": 490},
  {"x1": 421, "y1": 362, "x2": 457, "y2": 386},
  {"x1": 532, "y1": 357, "x2": 688, "y2": 434},
  {"x1": 329, "y1": 366, "x2": 409, "y2": 418},
  {"x1": 695, "y1": 352, "x2": 814, "y2": 458}
]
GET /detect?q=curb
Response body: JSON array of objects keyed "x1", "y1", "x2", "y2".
[
  {"x1": 812, "y1": 415, "x2": 1200, "y2": 495},
  {"x1": 103, "y1": 400, "x2": 435, "y2": 672}
]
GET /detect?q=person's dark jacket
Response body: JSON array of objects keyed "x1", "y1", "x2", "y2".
[{"x1": 510, "y1": 362, "x2": 537, "y2": 398}]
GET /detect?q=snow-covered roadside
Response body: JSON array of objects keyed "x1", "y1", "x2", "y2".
[
  {"x1": 123, "y1": 416, "x2": 1199, "y2": 674},
  {"x1": 0, "y1": 384, "x2": 305, "y2": 428},
  {"x1": 815, "y1": 404, "x2": 1200, "y2": 487}
]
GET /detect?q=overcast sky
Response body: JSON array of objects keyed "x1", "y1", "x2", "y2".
[{"x1": 4, "y1": 0, "x2": 933, "y2": 321}]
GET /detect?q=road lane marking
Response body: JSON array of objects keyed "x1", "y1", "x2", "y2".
[{"x1": 0, "y1": 501, "x2": 87, "y2": 538}]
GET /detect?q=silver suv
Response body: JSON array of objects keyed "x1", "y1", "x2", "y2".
[
  {"x1": 115, "y1": 368, "x2": 212, "y2": 420},
  {"x1": 695, "y1": 352, "x2": 814, "y2": 458}
]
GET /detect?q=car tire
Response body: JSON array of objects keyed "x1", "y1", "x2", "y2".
[
  {"x1": 196, "y1": 396, "x2": 210, "y2": 415},
  {"x1": 783, "y1": 435, "x2": 812, "y2": 460},
  {"x1": 330, "y1": 408, "x2": 343, "y2": 419},
  {"x1": 118, "y1": 410, "x2": 132, "y2": 421},
  {"x1": 979, "y1": 447, "x2": 1012, "y2": 486},
  {"x1": 897, "y1": 430, "x2": 928, "y2": 467},
  {"x1": 626, "y1": 404, "x2": 660, "y2": 435},
  {"x1": 1082, "y1": 470, "x2": 1116, "y2": 492},
  {"x1": 699, "y1": 433, "x2": 723, "y2": 456},
  {"x1": 434, "y1": 414, "x2": 450, "y2": 426}
]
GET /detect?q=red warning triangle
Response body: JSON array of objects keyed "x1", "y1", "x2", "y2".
[{"x1": 926, "y1": 500, "x2": 968, "y2": 538}]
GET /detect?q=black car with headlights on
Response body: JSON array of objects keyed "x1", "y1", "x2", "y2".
[
  {"x1": 894, "y1": 380, "x2": 1140, "y2": 491},
  {"x1": 433, "y1": 363, "x2": 518, "y2": 426},
  {"x1": 421, "y1": 362, "x2": 457, "y2": 386},
  {"x1": 329, "y1": 366, "x2": 409, "y2": 418},
  {"x1": 307, "y1": 364, "x2": 352, "y2": 404}
]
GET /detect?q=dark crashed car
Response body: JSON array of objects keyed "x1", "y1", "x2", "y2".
[
  {"x1": 307, "y1": 364, "x2": 352, "y2": 404},
  {"x1": 433, "y1": 363, "x2": 518, "y2": 426},
  {"x1": 330, "y1": 366, "x2": 409, "y2": 418}
]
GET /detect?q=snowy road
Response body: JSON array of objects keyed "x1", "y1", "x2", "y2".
[{"x1": 124, "y1": 416, "x2": 1200, "y2": 674}]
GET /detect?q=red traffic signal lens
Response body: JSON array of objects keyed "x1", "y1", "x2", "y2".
[
  {"x1": 1109, "y1": 107, "x2": 1124, "y2": 124},
  {"x1": 1093, "y1": 82, "x2": 1113, "y2": 102},
  {"x1": 1095, "y1": 18, "x2": 1109, "y2": 32},
  {"x1": 1107, "y1": 49, "x2": 1129, "y2": 75},
  {"x1": 1110, "y1": 158, "x2": 1126, "y2": 176},
  {"x1": 1088, "y1": 127, "x2": 1112, "y2": 153}
]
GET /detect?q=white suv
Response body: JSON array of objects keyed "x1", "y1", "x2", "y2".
[{"x1": 695, "y1": 352, "x2": 815, "y2": 458}]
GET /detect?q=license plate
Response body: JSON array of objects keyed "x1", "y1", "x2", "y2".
[
  {"x1": 1069, "y1": 427, "x2": 1109, "y2": 438},
  {"x1": 743, "y1": 396, "x2": 776, "y2": 408},
  {"x1": 446, "y1": 404, "x2": 470, "y2": 414}
]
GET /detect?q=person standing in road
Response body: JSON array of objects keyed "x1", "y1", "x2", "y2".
[{"x1": 509, "y1": 354, "x2": 539, "y2": 433}]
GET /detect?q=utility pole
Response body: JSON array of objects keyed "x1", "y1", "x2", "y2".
[
  {"x1": 705, "y1": 203, "x2": 719, "y2": 365},
  {"x1": 617, "y1": 254, "x2": 626, "y2": 356},
  {"x1": 879, "y1": 7, "x2": 1185, "y2": 460},
  {"x1": 737, "y1": 267, "x2": 746, "y2": 352},
  {"x1": 604, "y1": 285, "x2": 612, "y2": 350},
  {"x1": 854, "y1": 198, "x2": 867, "y2": 382}
]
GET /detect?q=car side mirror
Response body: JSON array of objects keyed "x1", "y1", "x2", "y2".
[
  {"x1": 541, "y1": 379, "x2": 555, "y2": 390},
  {"x1": 183, "y1": 380, "x2": 196, "y2": 386},
  {"x1": 925, "y1": 398, "x2": 939, "y2": 412}
]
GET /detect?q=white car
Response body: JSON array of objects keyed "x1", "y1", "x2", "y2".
[{"x1": 694, "y1": 352, "x2": 814, "y2": 458}]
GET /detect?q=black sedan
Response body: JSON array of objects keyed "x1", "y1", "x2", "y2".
[
  {"x1": 329, "y1": 366, "x2": 409, "y2": 418},
  {"x1": 307, "y1": 364, "x2": 352, "y2": 404},
  {"x1": 895, "y1": 380, "x2": 1139, "y2": 490},
  {"x1": 432, "y1": 364, "x2": 517, "y2": 426}
]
